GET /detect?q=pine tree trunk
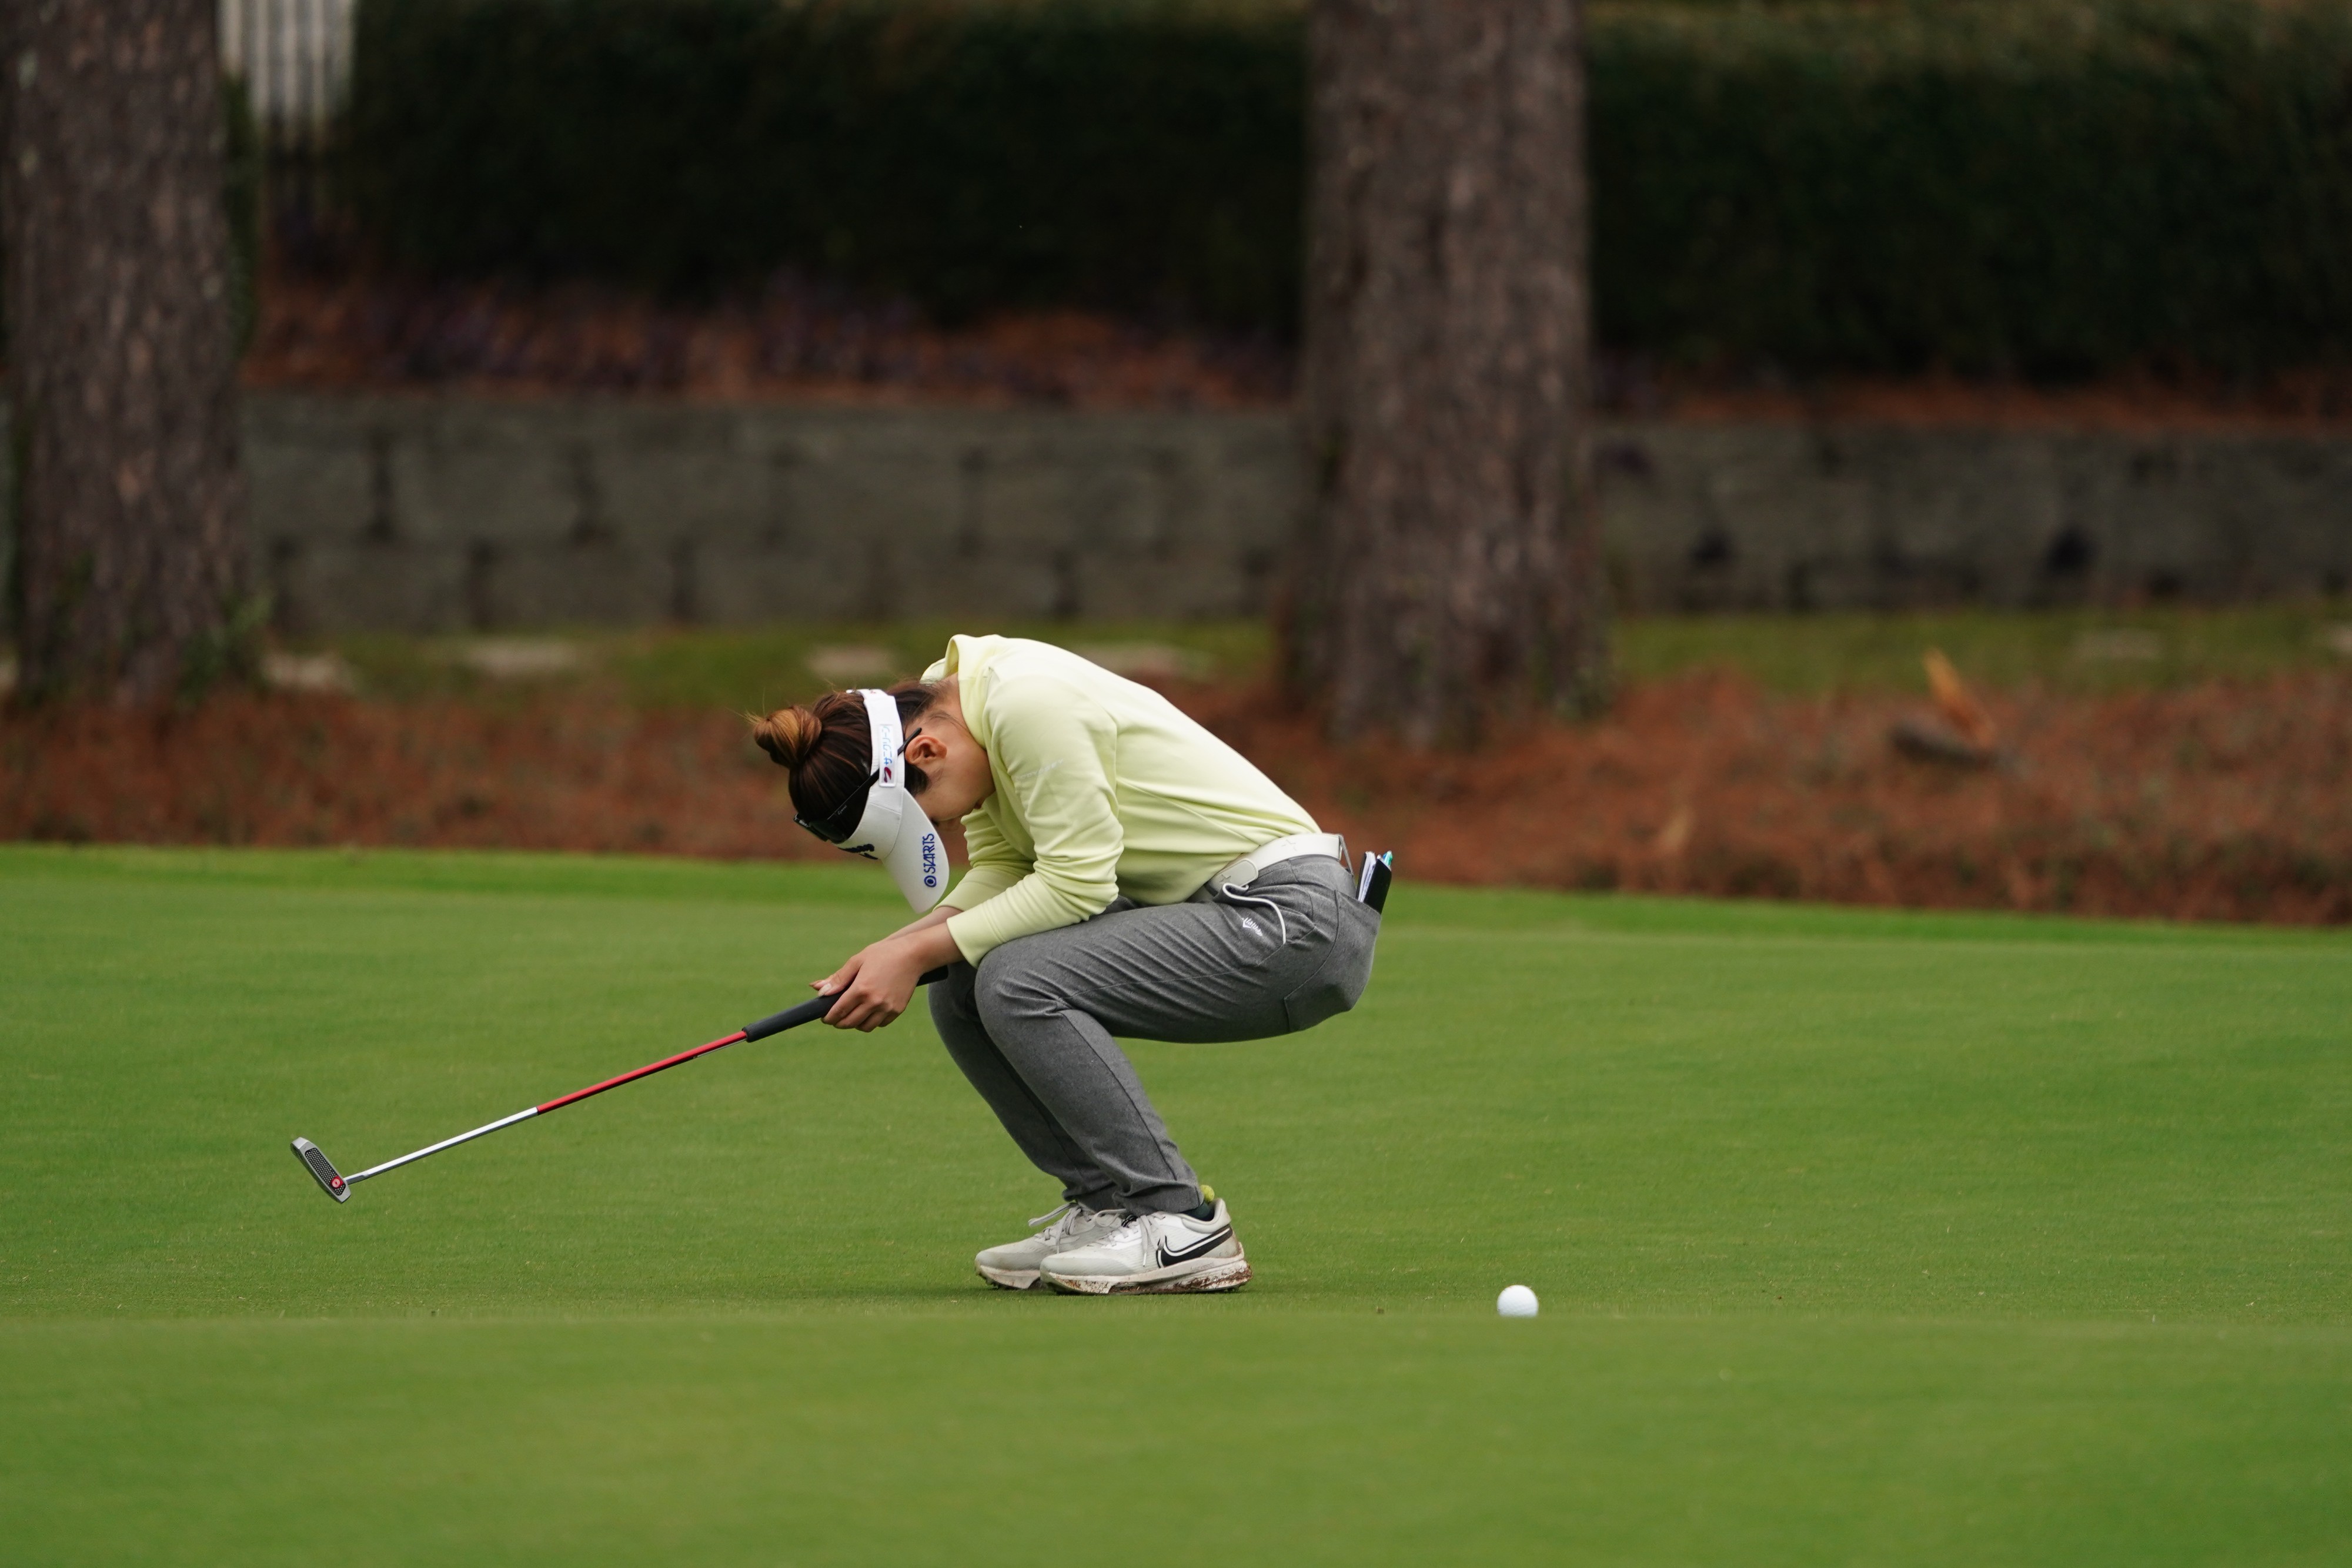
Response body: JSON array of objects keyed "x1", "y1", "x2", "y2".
[
  {"x1": 3, "y1": 0, "x2": 248, "y2": 704},
  {"x1": 1293, "y1": 0, "x2": 1606, "y2": 748}
]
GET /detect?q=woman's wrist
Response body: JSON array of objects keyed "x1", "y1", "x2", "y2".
[
  {"x1": 888, "y1": 904, "x2": 958, "y2": 941},
  {"x1": 888, "y1": 922, "x2": 964, "y2": 974}
]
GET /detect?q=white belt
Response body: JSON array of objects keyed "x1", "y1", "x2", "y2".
[{"x1": 1214, "y1": 832, "x2": 1348, "y2": 891}]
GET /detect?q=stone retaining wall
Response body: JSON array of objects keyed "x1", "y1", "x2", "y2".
[
  {"x1": 240, "y1": 397, "x2": 1304, "y2": 632},
  {"x1": 9, "y1": 394, "x2": 2349, "y2": 631},
  {"x1": 1602, "y1": 422, "x2": 2352, "y2": 611}
]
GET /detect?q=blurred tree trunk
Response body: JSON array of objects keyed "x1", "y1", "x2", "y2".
[
  {"x1": 2, "y1": 0, "x2": 249, "y2": 704},
  {"x1": 1292, "y1": 0, "x2": 1606, "y2": 747}
]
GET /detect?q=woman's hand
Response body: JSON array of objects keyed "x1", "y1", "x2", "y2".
[{"x1": 814, "y1": 918, "x2": 964, "y2": 1032}]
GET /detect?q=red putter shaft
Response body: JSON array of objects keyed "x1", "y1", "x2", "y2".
[
  {"x1": 535, "y1": 1029, "x2": 746, "y2": 1114},
  {"x1": 300, "y1": 969, "x2": 950, "y2": 1198},
  {"x1": 340, "y1": 1022, "x2": 777, "y2": 1186}
]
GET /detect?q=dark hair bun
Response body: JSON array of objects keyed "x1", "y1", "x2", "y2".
[
  {"x1": 750, "y1": 706, "x2": 826, "y2": 769},
  {"x1": 752, "y1": 680, "x2": 942, "y2": 830}
]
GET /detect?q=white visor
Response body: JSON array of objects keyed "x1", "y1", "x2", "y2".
[{"x1": 833, "y1": 689, "x2": 951, "y2": 912}]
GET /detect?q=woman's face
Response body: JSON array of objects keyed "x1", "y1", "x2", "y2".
[{"x1": 904, "y1": 700, "x2": 994, "y2": 823}]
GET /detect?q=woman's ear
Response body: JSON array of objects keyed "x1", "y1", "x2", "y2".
[{"x1": 904, "y1": 730, "x2": 950, "y2": 770}]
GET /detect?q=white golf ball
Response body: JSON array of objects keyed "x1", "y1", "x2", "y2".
[{"x1": 1497, "y1": 1284, "x2": 1539, "y2": 1318}]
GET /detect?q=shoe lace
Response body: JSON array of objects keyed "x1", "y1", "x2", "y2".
[
  {"x1": 1097, "y1": 1212, "x2": 1151, "y2": 1249},
  {"x1": 1027, "y1": 1202, "x2": 1119, "y2": 1245}
]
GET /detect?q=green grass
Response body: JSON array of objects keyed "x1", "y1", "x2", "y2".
[
  {"x1": 325, "y1": 618, "x2": 1272, "y2": 710},
  {"x1": 3, "y1": 845, "x2": 2347, "y2": 1564},
  {"x1": 1615, "y1": 601, "x2": 2352, "y2": 696},
  {"x1": 305, "y1": 602, "x2": 2352, "y2": 711}
]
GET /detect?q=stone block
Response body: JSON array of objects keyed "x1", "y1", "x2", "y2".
[
  {"x1": 1071, "y1": 550, "x2": 1253, "y2": 618},
  {"x1": 694, "y1": 541, "x2": 867, "y2": 623},
  {"x1": 682, "y1": 545, "x2": 773, "y2": 626},
  {"x1": 592, "y1": 413, "x2": 769, "y2": 549},
  {"x1": 776, "y1": 417, "x2": 967, "y2": 564},
  {"x1": 2087, "y1": 436, "x2": 2233, "y2": 599},
  {"x1": 1607, "y1": 424, "x2": 1875, "y2": 610},
  {"x1": 941, "y1": 553, "x2": 1075, "y2": 619},
  {"x1": 970, "y1": 452, "x2": 1113, "y2": 551},
  {"x1": 1191, "y1": 445, "x2": 1301, "y2": 557},
  {"x1": 243, "y1": 416, "x2": 376, "y2": 544},
  {"x1": 269, "y1": 540, "x2": 470, "y2": 634},
  {"x1": 485, "y1": 541, "x2": 678, "y2": 627},
  {"x1": 392, "y1": 422, "x2": 582, "y2": 549},
  {"x1": 1850, "y1": 427, "x2": 2064, "y2": 607},
  {"x1": 2183, "y1": 437, "x2": 2352, "y2": 597}
]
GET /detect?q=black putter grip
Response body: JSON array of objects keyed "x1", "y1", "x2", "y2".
[{"x1": 741, "y1": 965, "x2": 955, "y2": 1042}]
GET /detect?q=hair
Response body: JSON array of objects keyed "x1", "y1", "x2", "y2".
[{"x1": 750, "y1": 680, "x2": 943, "y2": 825}]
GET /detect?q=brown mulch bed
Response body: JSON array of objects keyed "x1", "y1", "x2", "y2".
[
  {"x1": 242, "y1": 269, "x2": 1294, "y2": 410},
  {"x1": 1192, "y1": 674, "x2": 2352, "y2": 927},
  {"x1": 234, "y1": 266, "x2": 2352, "y2": 431},
  {"x1": 235, "y1": 265, "x2": 2352, "y2": 432},
  {"x1": 5, "y1": 673, "x2": 2348, "y2": 924},
  {"x1": 0, "y1": 698, "x2": 814, "y2": 862}
]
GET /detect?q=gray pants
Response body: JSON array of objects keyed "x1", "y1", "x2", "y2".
[{"x1": 930, "y1": 857, "x2": 1381, "y2": 1215}]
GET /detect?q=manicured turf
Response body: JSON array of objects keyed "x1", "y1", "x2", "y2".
[{"x1": 2, "y1": 845, "x2": 2346, "y2": 1564}]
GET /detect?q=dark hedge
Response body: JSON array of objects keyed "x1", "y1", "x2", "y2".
[
  {"x1": 1588, "y1": 2, "x2": 2352, "y2": 375},
  {"x1": 346, "y1": 0, "x2": 1307, "y2": 329},
  {"x1": 347, "y1": 0, "x2": 2352, "y2": 373}
]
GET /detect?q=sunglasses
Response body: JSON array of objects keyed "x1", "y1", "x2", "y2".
[{"x1": 792, "y1": 727, "x2": 922, "y2": 845}]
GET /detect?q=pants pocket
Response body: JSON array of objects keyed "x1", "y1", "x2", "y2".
[{"x1": 1280, "y1": 891, "x2": 1381, "y2": 1032}]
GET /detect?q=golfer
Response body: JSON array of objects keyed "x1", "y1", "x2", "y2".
[{"x1": 753, "y1": 634, "x2": 1382, "y2": 1293}]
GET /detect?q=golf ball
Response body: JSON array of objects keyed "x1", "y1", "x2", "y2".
[{"x1": 1497, "y1": 1284, "x2": 1539, "y2": 1318}]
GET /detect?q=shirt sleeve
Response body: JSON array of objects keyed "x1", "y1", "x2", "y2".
[
  {"x1": 943, "y1": 681, "x2": 1122, "y2": 964},
  {"x1": 940, "y1": 808, "x2": 1025, "y2": 914}
]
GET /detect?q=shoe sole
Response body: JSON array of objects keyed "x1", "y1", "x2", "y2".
[
  {"x1": 977, "y1": 1265, "x2": 1040, "y2": 1290},
  {"x1": 1041, "y1": 1255, "x2": 1251, "y2": 1296}
]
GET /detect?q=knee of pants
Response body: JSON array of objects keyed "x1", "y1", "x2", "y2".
[{"x1": 971, "y1": 950, "x2": 1061, "y2": 1037}]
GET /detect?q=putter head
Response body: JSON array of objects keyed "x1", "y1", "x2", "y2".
[{"x1": 291, "y1": 1137, "x2": 350, "y2": 1203}]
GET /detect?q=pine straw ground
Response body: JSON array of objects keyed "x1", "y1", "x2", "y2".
[{"x1": 7, "y1": 671, "x2": 2348, "y2": 926}]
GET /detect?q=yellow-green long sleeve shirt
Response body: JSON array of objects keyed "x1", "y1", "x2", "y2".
[{"x1": 927, "y1": 635, "x2": 1321, "y2": 964}]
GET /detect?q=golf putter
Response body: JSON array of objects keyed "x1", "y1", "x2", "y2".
[{"x1": 291, "y1": 968, "x2": 953, "y2": 1203}]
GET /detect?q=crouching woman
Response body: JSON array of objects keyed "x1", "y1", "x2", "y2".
[{"x1": 753, "y1": 634, "x2": 1382, "y2": 1294}]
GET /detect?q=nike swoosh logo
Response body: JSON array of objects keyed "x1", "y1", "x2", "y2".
[{"x1": 1157, "y1": 1226, "x2": 1232, "y2": 1267}]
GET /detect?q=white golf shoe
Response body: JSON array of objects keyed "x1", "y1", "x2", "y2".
[
  {"x1": 1038, "y1": 1198, "x2": 1250, "y2": 1295},
  {"x1": 974, "y1": 1201, "x2": 1131, "y2": 1290}
]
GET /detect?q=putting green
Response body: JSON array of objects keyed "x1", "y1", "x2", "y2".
[{"x1": 2, "y1": 845, "x2": 2346, "y2": 1564}]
